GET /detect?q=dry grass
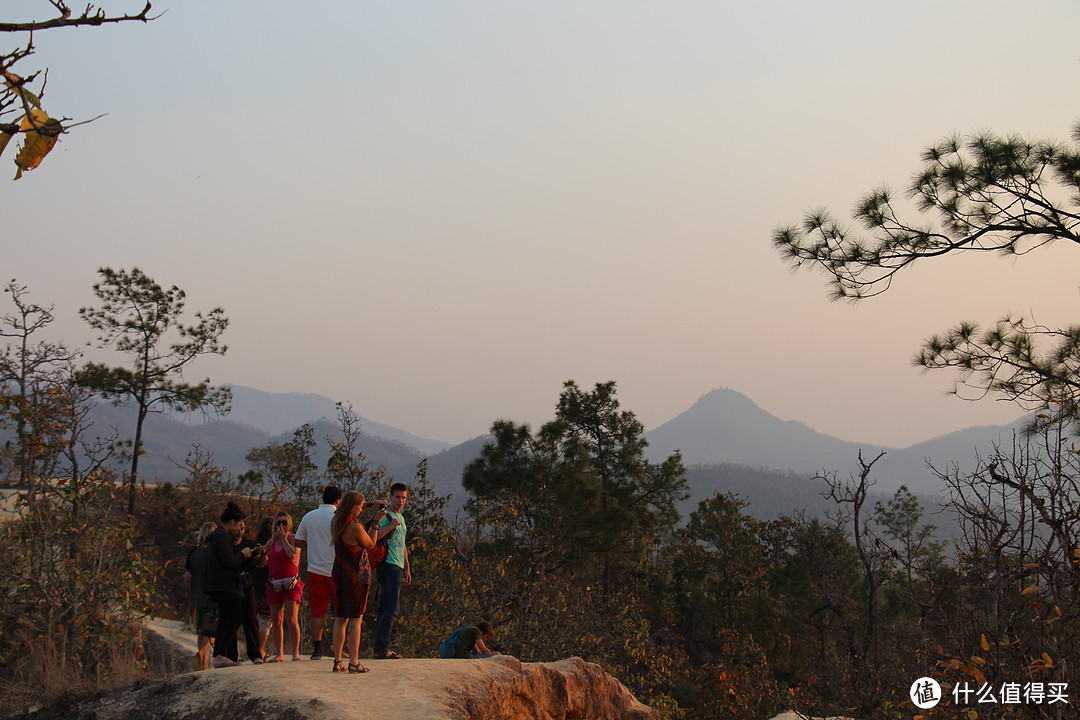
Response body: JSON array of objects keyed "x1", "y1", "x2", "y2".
[{"x1": 0, "y1": 641, "x2": 148, "y2": 715}]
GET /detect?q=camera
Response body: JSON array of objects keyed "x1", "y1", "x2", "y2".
[
  {"x1": 277, "y1": 520, "x2": 287, "y2": 527},
  {"x1": 375, "y1": 502, "x2": 387, "y2": 510}
]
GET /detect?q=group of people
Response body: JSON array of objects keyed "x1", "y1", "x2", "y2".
[{"x1": 185, "y1": 482, "x2": 413, "y2": 672}]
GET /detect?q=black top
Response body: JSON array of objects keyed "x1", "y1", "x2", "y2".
[
  {"x1": 204, "y1": 527, "x2": 244, "y2": 597},
  {"x1": 185, "y1": 546, "x2": 211, "y2": 608}
]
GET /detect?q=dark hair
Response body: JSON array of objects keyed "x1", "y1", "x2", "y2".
[
  {"x1": 390, "y1": 482, "x2": 408, "y2": 495},
  {"x1": 478, "y1": 621, "x2": 493, "y2": 635},
  {"x1": 255, "y1": 518, "x2": 274, "y2": 545},
  {"x1": 220, "y1": 501, "x2": 245, "y2": 524},
  {"x1": 323, "y1": 485, "x2": 342, "y2": 505}
]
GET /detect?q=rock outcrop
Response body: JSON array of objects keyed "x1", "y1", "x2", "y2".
[{"x1": 8, "y1": 655, "x2": 656, "y2": 720}]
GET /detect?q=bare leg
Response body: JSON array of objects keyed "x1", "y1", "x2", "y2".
[
  {"x1": 269, "y1": 603, "x2": 284, "y2": 660},
  {"x1": 197, "y1": 635, "x2": 211, "y2": 670},
  {"x1": 347, "y1": 618, "x2": 362, "y2": 667},
  {"x1": 311, "y1": 615, "x2": 326, "y2": 643},
  {"x1": 331, "y1": 617, "x2": 347, "y2": 670},
  {"x1": 285, "y1": 599, "x2": 302, "y2": 659},
  {"x1": 258, "y1": 613, "x2": 270, "y2": 657}
]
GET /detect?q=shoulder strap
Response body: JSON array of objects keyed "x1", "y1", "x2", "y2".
[{"x1": 366, "y1": 516, "x2": 396, "y2": 545}]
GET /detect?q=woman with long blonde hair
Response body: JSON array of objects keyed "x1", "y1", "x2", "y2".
[
  {"x1": 184, "y1": 521, "x2": 218, "y2": 670},
  {"x1": 329, "y1": 490, "x2": 386, "y2": 673}
]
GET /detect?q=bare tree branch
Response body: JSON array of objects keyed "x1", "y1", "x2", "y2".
[{"x1": 0, "y1": 3, "x2": 154, "y2": 33}]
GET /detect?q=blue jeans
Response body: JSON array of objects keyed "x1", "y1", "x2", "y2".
[{"x1": 374, "y1": 563, "x2": 403, "y2": 655}]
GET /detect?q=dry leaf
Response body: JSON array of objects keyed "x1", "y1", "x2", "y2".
[
  {"x1": 0, "y1": 126, "x2": 13, "y2": 159},
  {"x1": 13, "y1": 109, "x2": 62, "y2": 179}
]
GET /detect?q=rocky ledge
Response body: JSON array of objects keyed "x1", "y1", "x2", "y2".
[{"x1": 9, "y1": 655, "x2": 656, "y2": 720}]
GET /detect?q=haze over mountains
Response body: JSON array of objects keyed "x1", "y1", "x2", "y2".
[
  {"x1": 643, "y1": 387, "x2": 1026, "y2": 495},
  {"x1": 223, "y1": 386, "x2": 453, "y2": 456},
  {"x1": 83, "y1": 384, "x2": 1025, "y2": 519}
]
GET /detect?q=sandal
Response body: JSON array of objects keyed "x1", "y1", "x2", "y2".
[
  {"x1": 348, "y1": 663, "x2": 370, "y2": 674},
  {"x1": 373, "y1": 650, "x2": 402, "y2": 660},
  {"x1": 332, "y1": 660, "x2": 346, "y2": 673}
]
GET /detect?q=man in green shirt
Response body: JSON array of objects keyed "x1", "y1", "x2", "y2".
[
  {"x1": 373, "y1": 483, "x2": 410, "y2": 659},
  {"x1": 443, "y1": 621, "x2": 497, "y2": 659}
]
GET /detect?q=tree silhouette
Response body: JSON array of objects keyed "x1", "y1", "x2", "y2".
[
  {"x1": 774, "y1": 123, "x2": 1080, "y2": 426},
  {"x1": 76, "y1": 267, "x2": 229, "y2": 514}
]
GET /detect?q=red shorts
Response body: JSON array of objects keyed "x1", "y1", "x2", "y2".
[{"x1": 307, "y1": 572, "x2": 334, "y2": 618}]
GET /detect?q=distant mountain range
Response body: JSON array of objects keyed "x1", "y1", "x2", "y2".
[
  {"x1": 644, "y1": 387, "x2": 1025, "y2": 496},
  {"x1": 71, "y1": 384, "x2": 1024, "y2": 521},
  {"x1": 223, "y1": 386, "x2": 452, "y2": 456}
]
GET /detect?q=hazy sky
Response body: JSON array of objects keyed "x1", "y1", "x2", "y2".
[{"x1": 5, "y1": 0, "x2": 1080, "y2": 448}]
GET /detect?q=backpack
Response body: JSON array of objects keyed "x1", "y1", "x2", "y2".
[{"x1": 439, "y1": 628, "x2": 464, "y2": 659}]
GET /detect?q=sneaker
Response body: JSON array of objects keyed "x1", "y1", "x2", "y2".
[{"x1": 310, "y1": 640, "x2": 323, "y2": 660}]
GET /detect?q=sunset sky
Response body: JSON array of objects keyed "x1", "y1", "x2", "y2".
[{"x1": 5, "y1": 0, "x2": 1080, "y2": 449}]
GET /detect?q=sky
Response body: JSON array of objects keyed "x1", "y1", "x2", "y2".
[{"x1": 4, "y1": 0, "x2": 1080, "y2": 449}]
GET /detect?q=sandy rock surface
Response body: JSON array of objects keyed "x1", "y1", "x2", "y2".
[
  {"x1": 14, "y1": 619, "x2": 655, "y2": 720},
  {"x1": 9, "y1": 620, "x2": 843, "y2": 720}
]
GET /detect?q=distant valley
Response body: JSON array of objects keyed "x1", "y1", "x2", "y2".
[{"x1": 81, "y1": 384, "x2": 1026, "y2": 523}]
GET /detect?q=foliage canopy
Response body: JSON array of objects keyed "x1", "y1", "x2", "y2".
[{"x1": 774, "y1": 122, "x2": 1080, "y2": 429}]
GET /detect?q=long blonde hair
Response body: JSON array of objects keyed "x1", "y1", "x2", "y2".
[
  {"x1": 196, "y1": 521, "x2": 216, "y2": 546},
  {"x1": 331, "y1": 490, "x2": 364, "y2": 544}
]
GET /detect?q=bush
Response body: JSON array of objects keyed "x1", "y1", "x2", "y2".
[{"x1": 0, "y1": 473, "x2": 158, "y2": 708}]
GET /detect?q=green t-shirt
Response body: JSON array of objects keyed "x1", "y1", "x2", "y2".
[
  {"x1": 379, "y1": 510, "x2": 407, "y2": 568},
  {"x1": 454, "y1": 626, "x2": 482, "y2": 659}
]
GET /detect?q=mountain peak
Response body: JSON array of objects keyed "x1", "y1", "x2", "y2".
[
  {"x1": 693, "y1": 387, "x2": 762, "y2": 413},
  {"x1": 645, "y1": 386, "x2": 860, "y2": 475}
]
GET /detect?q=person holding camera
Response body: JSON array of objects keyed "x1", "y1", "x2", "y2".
[
  {"x1": 372, "y1": 483, "x2": 410, "y2": 660},
  {"x1": 205, "y1": 502, "x2": 257, "y2": 668},
  {"x1": 263, "y1": 511, "x2": 304, "y2": 661},
  {"x1": 329, "y1": 491, "x2": 386, "y2": 674}
]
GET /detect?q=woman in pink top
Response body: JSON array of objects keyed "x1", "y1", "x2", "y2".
[{"x1": 263, "y1": 511, "x2": 305, "y2": 661}]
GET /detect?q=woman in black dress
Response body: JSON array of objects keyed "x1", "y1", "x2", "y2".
[{"x1": 329, "y1": 491, "x2": 386, "y2": 673}]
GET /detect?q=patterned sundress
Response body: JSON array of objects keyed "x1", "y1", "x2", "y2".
[{"x1": 332, "y1": 538, "x2": 371, "y2": 618}]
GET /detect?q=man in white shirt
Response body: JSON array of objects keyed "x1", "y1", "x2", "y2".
[{"x1": 293, "y1": 485, "x2": 341, "y2": 659}]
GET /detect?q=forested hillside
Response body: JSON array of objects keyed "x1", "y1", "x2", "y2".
[{"x1": 2, "y1": 272, "x2": 1075, "y2": 719}]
